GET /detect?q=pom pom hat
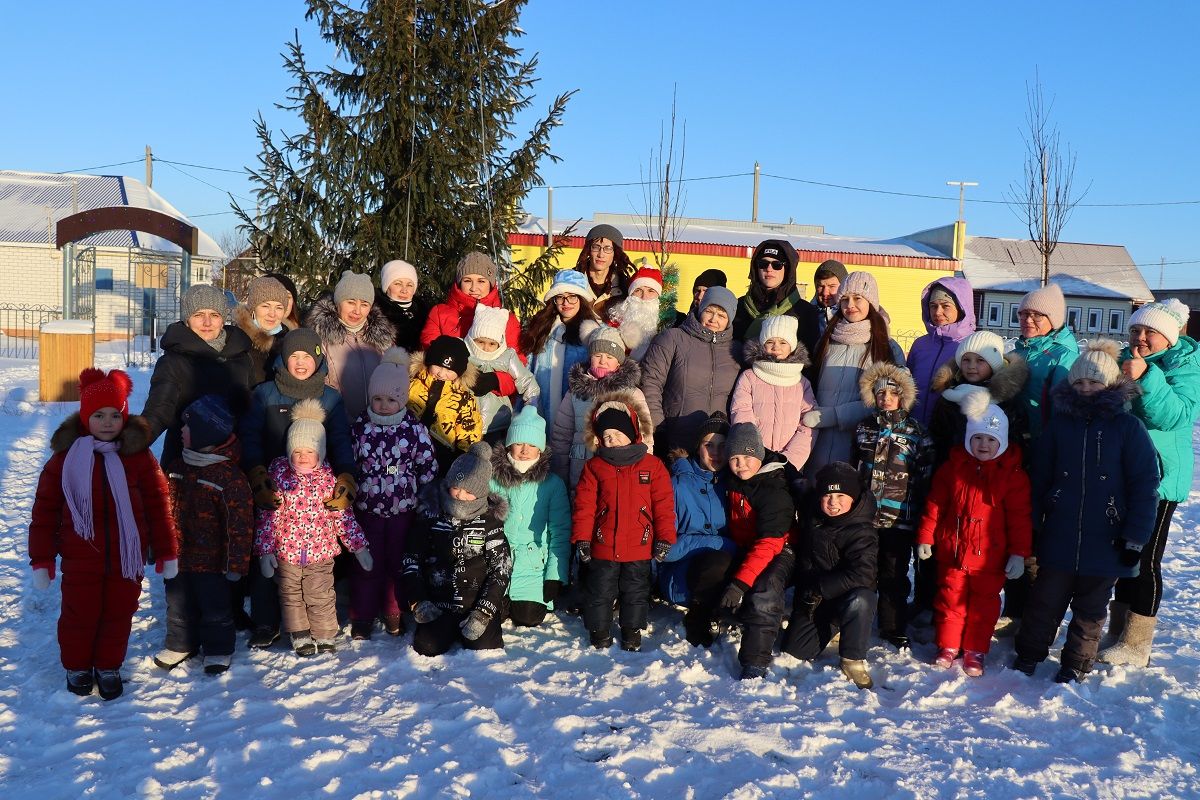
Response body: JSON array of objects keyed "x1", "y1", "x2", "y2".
[
  {"x1": 1129, "y1": 299, "x2": 1190, "y2": 347},
  {"x1": 79, "y1": 368, "x2": 133, "y2": 432}
]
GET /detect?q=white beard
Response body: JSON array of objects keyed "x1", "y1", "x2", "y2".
[{"x1": 609, "y1": 295, "x2": 660, "y2": 358}]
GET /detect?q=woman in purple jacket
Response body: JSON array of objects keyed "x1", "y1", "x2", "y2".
[{"x1": 907, "y1": 277, "x2": 976, "y2": 428}]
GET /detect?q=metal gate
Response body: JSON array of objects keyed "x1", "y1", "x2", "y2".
[
  {"x1": 125, "y1": 249, "x2": 182, "y2": 367},
  {"x1": 71, "y1": 246, "x2": 96, "y2": 320}
]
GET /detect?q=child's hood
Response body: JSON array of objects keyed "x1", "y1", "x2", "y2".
[
  {"x1": 583, "y1": 389, "x2": 654, "y2": 448},
  {"x1": 810, "y1": 489, "x2": 877, "y2": 531},
  {"x1": 51, "y1": 412, "x2": 153, "y2": 457},
  {"x1": 490, "y1": 444, "x2": 553, "y2": 488},
  {"x1": 409, "y1": 350, "x2": 479, "y2": 391},
  {"x1": 742, "y1": 338, "x2": 810, "y2": 367},
  {"x1": 1050, "y1": 376, "x2": 1141, "y2": 420},
  {"x1": 858, "y1": 361, "x2": 918, "y2": 411},
  {"x1": 932, "y1": 352, "x2": 1029, "y2": 420},
  {"x1": 566, "y1": 357, "x2": 642, "y2": 400}
]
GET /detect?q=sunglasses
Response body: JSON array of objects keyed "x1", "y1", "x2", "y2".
[{"x1": 757, "y1": 259, "x2": 785, "y2": 271}]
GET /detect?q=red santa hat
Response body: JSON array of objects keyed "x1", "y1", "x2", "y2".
[{"x1": 628, "y1": 266, "x2": 664, "y2": 296}]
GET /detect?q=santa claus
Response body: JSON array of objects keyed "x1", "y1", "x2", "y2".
[{"x1": 606, "y1": 265, "x2": 663, "y2": 360}]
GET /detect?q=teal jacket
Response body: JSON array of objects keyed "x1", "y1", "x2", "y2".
[
  {"x1": 488, "y1": 448, "x2": 571, "y2": 606},
  {"x1": 1123, "y1": 336, "x2": 1200, "y2": 502},
  {"x1": 1014, "y1": 326, "x2": 1079, "y2": 442}
]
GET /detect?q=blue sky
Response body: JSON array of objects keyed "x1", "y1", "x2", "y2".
[{"x1": 2, "y1": 1, "x2": 1197, "y2": 288}]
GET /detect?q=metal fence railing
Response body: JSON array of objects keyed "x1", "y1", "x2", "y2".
[{"x1": 0, "y1": 304, "x2": 62, "y2": 359}]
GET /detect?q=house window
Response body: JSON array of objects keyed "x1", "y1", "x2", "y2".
[
  {"x1": 95, "y1": 268, "x2": 113, "y2": 291},
  {"x1": 1109, "y1": 308, "x2": 1125, "y2": 334},
  {"x1": 1009, "y1": 303, "x2": 1021, "y2": 328},
  {"x1": 987, "y1": 301, "x2": 1004, "y2": 327},
  {"x1": 1087, "y1": 308, "x2": 1103, "y2": 333},
  {"x1": 1067, "y1": 306, "x2": 1083, "y2": 332}
]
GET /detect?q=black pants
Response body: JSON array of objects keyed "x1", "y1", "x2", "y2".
[
  {"x1": 165, "y1": 572, "x2": 236, "y2": 657},
  {"x1": 413, "y1": 610, "x2": 504, "y2": 656},
  {"x1": 248, "y1": 567, "x2": 281, "y2": 631},
  {"x1": 509, "y1": 601, "x2": 548, "y2": 627},
  {"x1": 1114, "y1": 499, "x2": 1178, "y2": 617},
  {"x1": 912, "y1": 544, "x2": 938, "y2": 612},
  {"x1": 685, "y1": 549, "x2": 737, "y2": 620},
  {"x1": 737, "y1": 548, "x2": 794, "y2": 668},
  {"x1": 1015, "y1": 566, "x2": 1117, "y2": 672},
  {"x1": 877, "y1": 528, "x2": 913, "y2": 635},
  {"x1": 582, "y1": 559, "x2": 652, "y2": 633},
  {"x1": 784, "y1": 587, "x2": 877, "y2": 662}
]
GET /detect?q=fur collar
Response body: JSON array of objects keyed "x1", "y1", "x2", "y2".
[
  {"x1": 859, "y1": 361, "x2": 918, "y2": 410},
  {"x1": 582, "y1": 389, "x2": 655, "y2": 449},
  {"x1": 306, "y1": 294, "x2": 396, "y2": 351},
  {"x1": 742, "y1": 338, "x2": 810, "y2": 367},
  {"x1": 409, "y1": 350, "x2": 479, "y2": 390},
  {"x1": 933, "y1": 353, "x2": 1030, "y2": 420},
  {"x1": 490, "y1": 446, "x2": 553, "y2": 487},
  {"x1": 234, "y1": 303, "x2": 294, "y2": 353},
  {"x1": 566, "y1": 358, "x2": 642, "y2": 400},
  {"x1": 50, "y1": 413, "x2": 153, "y2": 456},
  {"x1": 1051, "y1": 377, "x2": 1141, "y2": 420}
]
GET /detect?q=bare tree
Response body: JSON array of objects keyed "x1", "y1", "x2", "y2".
[
  {"x1": 1007, "y1": 71, "x2": 1090, "y2": 286},
  {"x1": 213, "y1": 229, "x2": 257, "y2": 296},
  {"x1": 637, "y1": 86, "x2": 687, "y2": 269}
]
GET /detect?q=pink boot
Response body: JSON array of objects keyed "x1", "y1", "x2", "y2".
[
  {"x1": 934, "y1": 648, "x2": 957, "y2": 669},
  {"x1": 963, "y1": 650, "x2": 985, "y2": 677}
]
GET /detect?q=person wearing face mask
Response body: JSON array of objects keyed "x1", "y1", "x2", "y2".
[
  {"x1": 375, "y1": 259, "x2": 431, "y2": 353},
  {"x1": 1011, "y1": 282, "x2": 1079, "y2": 444},
  {"x1": 234, "y1": 276, "x2": 297, "y2": 386},
  {"x1": 731, "y1": 239, "x2": 820, "y2": 358},
  {"x1": 907, "y1": 277, "x2": 977, "y2": 427}
]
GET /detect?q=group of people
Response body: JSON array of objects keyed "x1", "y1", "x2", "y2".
[{"x1": 26, "y1": 223, "x2": 1199, "y2": 699}]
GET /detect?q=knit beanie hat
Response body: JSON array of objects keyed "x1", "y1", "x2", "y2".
[
  {"x1": 928, "y1": 285, "x2": 955, "y2": 306},
  {"x1": 588, "y1": 326, "x2": 627, "y2": 363},
  {"x1": 467, "y1": 304, "x2": 510, "y2": 345},
  {"x1": 181, "y1": 284, "x2": 230, "y2": 323},
  {"x1": 543, "y1": 269, "x2": 596, "y2": 303},
  {"x1": 506, "y1": 405, "x2": 547, "y2": 451},
  {"x1": 79, "y1": 368, "x2": 133, "y2": 430},
  {"x1": 693, "y1": 268, "x2": 727, "y2": 291},
  {"x1": 694, "y1": 411, "x2": 730, "y2": 452},
  {"x1": 380, "y1": 259, "x2": 419, "y2": 292},
  {"x1": 759, "y1": 314, "x2": 800, "y2": 349},
  {"x1": 815, "y1": 461, "x2": 861, "y2": 501},
  {"x1": 246, "y1": 276, "x2": 292, "y2": 310},
  {"x1": 287, "y1": 399, "x2": 327, "y2": 462},
  {"x1": 1067, "y1": 338, "x2": 1123, "y2": 388},
  {"x1": 425, "y1": 335, "x2": 469, "y2": 376},
  {"x1": 726, "y1": 422, "x2": 765, "y2": 462},
  {"x1": 183, "y1": 394, "x2": 235, "y2": 451},
  {"x1": 814, "y1": 259, "x2": 848, "y2": 284},
  {"x1": 281, "y1": 327, "x2": 325, "y2": 369},
  {"x1": 838, "y1": 271, "x2": 882, "y2": 312},
  {"x1": 955, "y1": 331, "x2": 1006, "y2": 374},
  {"x1": 456, "y1": 252, "x2": 498, "y2": 287},
  {"x1": 594, "y1": 406, "x2": 638, "y2": 444},
  {"x1": 368, "y1": 347, "x2": 411, "y2": 404},
  {"x1": 1129, "y1": 299, "x2": 1190, "y2": 346},
  {"x1": 698, "y1": 285, "x2": 737, "y2": 321},
  {"x1": 333, "y1": 270, "x2": 375, "y2": 305},
  {"x1": 628, "y1": 266, "x2": 664, "y2": 297},
  {"x1": 1018, "y1": 282, "x2": 1066, "y2": 330},
  {"x1": 584, "y1": 223, "x2": 624, "y2": 249},
  {"x1": 964, "y1": 403, "x2": 1009, "y2": 459},
  {"x1": 447, "y1": 442, "x2": 494, "y2": 499}
]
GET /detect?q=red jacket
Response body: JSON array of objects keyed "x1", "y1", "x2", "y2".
[
  {"x1": 28, "y1": 414, "x2": 178, "y2": 576},
  {"x1": 420, "y1": 284, "x2": 526, "y2": 395},
  {"x1": 916, "y1": 444, "x2": 1033, "y2": 573},
  {"x1": 727, "y1": 454, "x2": 796, "y2": 589},
  {"x1": 571, "y1": 450, "x2": 676, "y2": 562}
]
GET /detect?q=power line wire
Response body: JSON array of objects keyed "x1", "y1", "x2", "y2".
[
  {"x1": 153, "y1": 157, "x2": 246, "y2": 175},
  {"x1": 53, "y1": 159, "x2": 143, "y2": 174},
  {"x1": 553, "y1": 172, "x2": 752, "y2": 189},
  {"x1": 158, "y1": 159, "x2": 254, "y2": 203}
]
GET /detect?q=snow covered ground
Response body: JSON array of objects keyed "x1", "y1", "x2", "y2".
[{"x1": 1, "y1": 359, "x2": 1198, "y2": 799}]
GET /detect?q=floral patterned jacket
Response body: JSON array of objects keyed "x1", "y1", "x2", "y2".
[{"x1": 253, "y1": 457, "x2": 367, "y2": 565}]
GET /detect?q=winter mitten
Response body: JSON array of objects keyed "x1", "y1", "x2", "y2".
[
  {"x1": 354, "y1": 548, "x2": 374, "y2": 572},
  {"x1": 156, "y1": 558, "x2": 179, "y2": 580},
  {"x1": 575, "y1": 541, "x2": 592, "y2": 565},
  {"x1": 652, "y1": 540, "x2": 672, "y2": 563},
  {"x1": 324, "y1": 473, "x2": 358, "y2": 511},
  {"x1": 801, "y1": 408, "x2": 824, "y2": 428},
  {"x1": 260, "y1": 554, "x2": 278, "y2": 579},
  {"x1": 1116, "y1": 539, "x2": 1143, "y2": 567},
  {"x1": 472, "y1": 371, "x2": 500, "y2": 397},
  {"x1": 32, "y1": 567, "x2": 52, "y2": 591},
  {"x1": 247, "y1": 465, "x2": 281, "y2": 510},
  {"x1": 543, "y1": 580, "x2": 562, "y2": 604},
  {"x1": 413, "y1": 600, "x2": 442, "y2": 624},
  {"x1": 796, "y1": 591, "x2": 822, "y2": 621},
  {"x1": 916, "y1": 543, "x2": 933, "y2": 560},
  {"x1": 1004, "y1": 554, "x2": 1025, "y2": 580},
  {"x1": 459, "y1": 608, "x2": 493, "y2": 641},
  {"x1": 224, "y1": 571, "x2": 242, "y2": 582},
  {"x1": 719, "y1": 582, "x2": 747, "y2": 611}
]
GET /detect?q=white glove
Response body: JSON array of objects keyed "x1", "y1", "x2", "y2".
[
  {"x1": 916, "y1": 543, "x2": 933, "y2": 560},
  {"x1": 158, "y1": 558, "x2": 179, "y2": 580},
  {"x1": 1005, "y1": 554, "x2": 1026, "y2": 580},
  {"x1": 225, "y1": 571, "x2": 242, "y2": 582},
  {"x1": 801, "y1": 409, "x2": 823, "y2": 428},
  {"x1": 355, "y1": 548, "x2": 374, "y2": 572},
  {"x1": 32, "y1": 567, "x2": 51, "y2": 590},
  {"x1": 260, "y1": 554, "x2": 278, "y2": 579}
]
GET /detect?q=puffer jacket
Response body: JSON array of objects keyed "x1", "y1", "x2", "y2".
[
  {"x1": 906, "y1": 277, "x2": 976, "y2": 426},
  {"x1": 1123, "y1": 335, "x2": 1200, "y2": 502},
  {"x1": 730, "y1": 340, "x2": 817, "y2": 472},
  {"x1": 1013, "y1": 325, "x2": 1079, "y2": 443},
  {"x1": 29, "y1": 414, "x2": 178, "y2": 576},
  {"x1": 165, "y1": 438, "x2": 255, "y2": 575},
  {"x1": 407, "y1": 352, "x2": 483, "y2": 454},
  {"x1": 240, "y1": 366, "x2": 356, "y2": 477},
  {"x1": 531, "y1": 317, "x2": 601, "y2": 428},
  {"x1": 233, "y1": 303, "x2": 294, "y2": 387},
  {"x1": 402, "y1": 493, "x2": 512, "y2": 618},
  {"x1": 306, "y1": 294, "x2": 396, "y2": 423},
  {"x1": 727, "y1": 451, "x2": 796, "y2": 591},
  {"x1": 640, "y1": 314, "x2": 741, "y2": 454},
  {"x1": 253, "y1": 458, "x2": 367, "y2": 565},
  {"x1": 550, "y1": 359, "x2": 652, "y2": 488},
  {"x1": 916, "y1": 445, "x2": 1032, "y2": 574},
  {"x1": 1032, "y1": 380, "x2": 1160, "y2": 577},
  {"x1": 793, "y1": 491, "x2": 879, "y2": 599},
  {"x1": 489, "y1": 448, "x2": 571, "y2": 606},
  {"x1": 420, "y1": 283, "x2": 524, "y2": 360},
  {"x1": 351, "y1": 408, "x2": 438, "y2": 517},
  {"x1": 465, "y1": 340, "x2": 541, "y2": 435},
  {"x1": 659, "y1": 455, "x2": 734, "y2": 605},
  {"x1": 928, "y1": 352, "x2": 1030, "y2": 467},
  {"x1": 375, "y1": 288, "x2": 432, "y2": 353}
]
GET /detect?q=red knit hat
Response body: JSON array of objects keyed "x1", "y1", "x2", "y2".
[{"x1": 79, "y1": 368, "x2": 133, "y2": 432}]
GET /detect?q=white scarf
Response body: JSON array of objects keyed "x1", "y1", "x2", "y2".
[
  {"x1": 508, "y1": 455, "x2": 539, "y2": 474},
  {"x1": 181, "y1": 448, "x2": 229, "y2": 467},
  {"x1": 751, "y1": 359, "x2": 805, "y2": 387},
  {"x1": 466, "y1": 336, "x2": 505, "y2": 363}
]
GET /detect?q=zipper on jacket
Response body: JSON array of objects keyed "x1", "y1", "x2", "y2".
[
  {"x1": 640, "y1": 506, "x2": 652, "y2": 545},
  {"x1": 1075, "y1": 421, "x2": 1089, "y2": 571},
  {"x1": 1096, "y1": 429, "x2": 1104, "y2": 468}
]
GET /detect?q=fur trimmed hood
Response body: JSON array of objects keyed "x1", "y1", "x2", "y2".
[
  {"x1": 490, "y1": 445, "x2": 553, "y2": 487},
  {"x1": 409, "y1": 350, "x2": 479, "y2": 390},
  {"x1": 566, "y1": 357, "x2": 642, "y2": 401},
  {"x1": 234, "y1": 303, "x2": 295, "y2": 353},
  {"x1": 859, "y1": 361, "x2": 918, "y2": 411},
  {"x1": 933, "y1": 352, "x2": 1030, "y2": 421},
  {"x1": 583, "y1": 389, "x2": 655, "y2": 449},
  {"x1": 742, "y1": 338, "x2": 810, "y2": 367},
  {"x1": 50, "y1": 412, "x2": 153, "y2": 456},
  {"x1": 306, "y1": 293, "x2": 396, "y2": 352},
  {"x1": 1050, "y1": 376, "x2": 1141, "y2": 420}
]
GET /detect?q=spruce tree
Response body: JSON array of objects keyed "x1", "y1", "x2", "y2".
[{"x1": 234, "y1": 0, "x2": 573, "y2": 318}]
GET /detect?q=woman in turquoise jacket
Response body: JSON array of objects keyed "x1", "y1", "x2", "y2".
[
  {"x1": 1012, "y1": 282, "x2": 1080, "y2": 444},
  {"x1": 1101, "y1": 299, "x2": 1200, "y2": 667},
  {"x1": 488, "y1": 406, "x2": 571, "y2": 627}
]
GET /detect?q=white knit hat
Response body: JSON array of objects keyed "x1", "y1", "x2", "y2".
[
  {"x1": 759, "y1": 314, "x2": 799, "y2": 349},
  {"x1": 287, "y1": 399, "x2": 327, "y2": 463},
  {"x1": 380, "y1": 259, "x2": 418, "y2": 292},
  {"x1": 467, "y1": 304, "x2": 510, "y2": 345},
  {"x1": 955, "y1": 331, "x2": 1006, "y2": 374},
  {"x1": 964, "y1": 403, "x2": 1009, "y2": 459},
  {"x1": 1129, "y1": 299, "x2": 1190, "y2": 346},
  {"x1": 1018, "y1": 282, "x2": 1066, "y2": 330},
  {"x1": 1068, "y1": 338, "x2": 1122, "y2": 387}
]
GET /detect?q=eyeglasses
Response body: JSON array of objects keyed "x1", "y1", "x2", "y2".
[
  {"x1": 589, "y1": 244, "x2": 614, "y2": 255},
  {"x1": 1017, "y1": 310, "x2": 1047, "y2": 321},
  {"x1": 757, "y1": 259, "x2": 784, "y2": 271},
  {"x1": 553, "y1": 294, "x2": 580, "y2": 305}
]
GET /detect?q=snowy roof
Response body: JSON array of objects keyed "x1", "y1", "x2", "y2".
[
  {"x1": 0, "y1": 170, "x2": 224, "y2": 259},
  {"x1": 961, "y1": 236, "x2": 1153, "y2": 302}
]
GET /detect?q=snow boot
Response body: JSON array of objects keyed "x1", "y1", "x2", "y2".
[
  {"x1": 382, "y1": 615, "x2": 405, "y2": 636},
  {"x1": 840, "y1": 658, "x2": 874, "y2": 689},
  {"x1": 66, "y1": 669, "x2": 93, "y2": 696},
  {"x1": 1054, "y1": 664, "x2": 1086, "y2": 684},
  {"x1": 153, "y1": 649, "x2": 196, "y2": 671},
  {"x1": 1010, "y1": 655, "x2": 1038, "y2": 676},
  {"x1": 292, "y1": 632, "x2": 317, "y2": 657},
  {"x1": 1098, "y1": 611, "x2": 1156, "y2": 667},
  {"x1": 316, "y1": 638, "x2": 337, "y2": 655},
  {"x1": 350, "y1": 621, "x2": 373, "y2": 641},
  {"x1": 204, "y1": 655, "x2": 232, "y2": 675},
  {"x1": 249, "y1": 627, "x2": 280, "y2": 649},
  {"x1": 620, "y1": 627, "x2": 642, "y2": 652},
  {"x1": 1098, "y1": 600, "x2": 1130, "y2": 651},
  {"x1": 934, "y1": 648, "x2": 957, "y2": 669},
  {"x1": 881, "y1": 631, "x2": 911, "y2": 651},
  {"x1": 589, "y1": 630, "x2": 614, "y2": 649},
  {"x1": 962, "y1": 651, "x2": 986, "y2": 677},
  {"x1": 683, "y1": 610, "x2": 716, "y2": 647},
  {"x1": 739, "y1": 664, "x2": 769, "y2": 681},
  {"x1": 94, "y1": 669, "x2": 123, "y2": 701}
]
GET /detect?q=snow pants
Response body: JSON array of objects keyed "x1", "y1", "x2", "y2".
[
  {"x1": 1015, "y1": 566, "x2": 1117, "y2": 673},
  {"x1": 876, "y1": 527, "x2": 914, "y2": 635},
  {"x1": 413, "y1": 610, "x2": 504, "y2": 656},
  {"x1": 933, "y1": 564, "x2": 1006, "y2": 654},
  {"x1": 1114, "y1": 499, "x2": 1179, "y2": 618},
  {"x1": 247, "y1": 566, "x2": 281, "y2": 632},
  {"x1": 509, "y1": 601, "x2": 549, "y2": 627},
  {"x1": 681, "y1": 548, "x2": 738, "y2": 638},
  {"x1": 582, "y1": 559, "x2": 652, "y2": 634},
  {"x1": 58, "y1": 567, "x2": 141, "y2": 671},
  {"x1": 737, "y1": 547, "x2": 794, "y2": 669},
  {"x1": 165, "y1": 571, "x2": 235, "y2": 657},
  {"x1": 350, "y1": 510, "x2": 412, "y2": 624},
  {"x1": 783, "y1": 587, "x2": 877, "y2": 662},
  {"x1": 277, "y1": 560, "x2": 338, "y2": 640}
]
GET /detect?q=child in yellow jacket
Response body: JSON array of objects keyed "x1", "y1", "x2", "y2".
[{"x1": 409, "y1": 335, "x2": 483, "y2": 473}]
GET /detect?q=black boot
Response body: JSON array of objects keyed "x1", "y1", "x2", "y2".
[
  {"x1": 683, "y1": 610, "x2": 716, "y2": 647},
  {"x1": 1054, "y1": 664, "x2": 1086, "y2": 684},
  {"x1": 94, "y1": 669, "x2": 123, "y2": 701},
  {"x1": 1010, "y1": 655, "x2": 1038, "y2": 676},
  {"x1": 880, "y1": 630, "x2": 910, "y2": 651},
  {"x1": 66, "y1": 669, "x2": 93, "y2": 697},
  {"x1": 249, "y1": 627, "x2": 280, "y2": 649},
  {"x1": 350, "y1": 621, "x2": 373, "y2": 641},
  {"x1": 589, "y1": 630, "x2": 613, "y2": 649},
  {"x1": 620, "y1": 627, "x2": 642, "y2": 652}
]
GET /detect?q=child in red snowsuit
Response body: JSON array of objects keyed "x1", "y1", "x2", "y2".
[
  {"x1": 28, "y1": 368, "x2": 179, "y2": 700},
  {"x1": 916, "y1": 403, "x2": 1032, "y2": 676}
]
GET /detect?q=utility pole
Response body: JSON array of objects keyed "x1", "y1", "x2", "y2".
[
  {"x1": 945, "y1": 180, "x2": 978, "y2": 262},
  {"x1": 145, "y1": 145, "x2": 153, "y2": 188},
  {"x1": 1159, "y1": 257, "x2": 1165, "y2": 291},
  {"x1": 945, "y1": 180, "x2": 979, "y2": 222},
  {"x1": 546, "y1": 186, "x2": 554, "y2": 250},
  {"x1": 752, "y1": 162, "x2": 760, "y2": 222}
]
